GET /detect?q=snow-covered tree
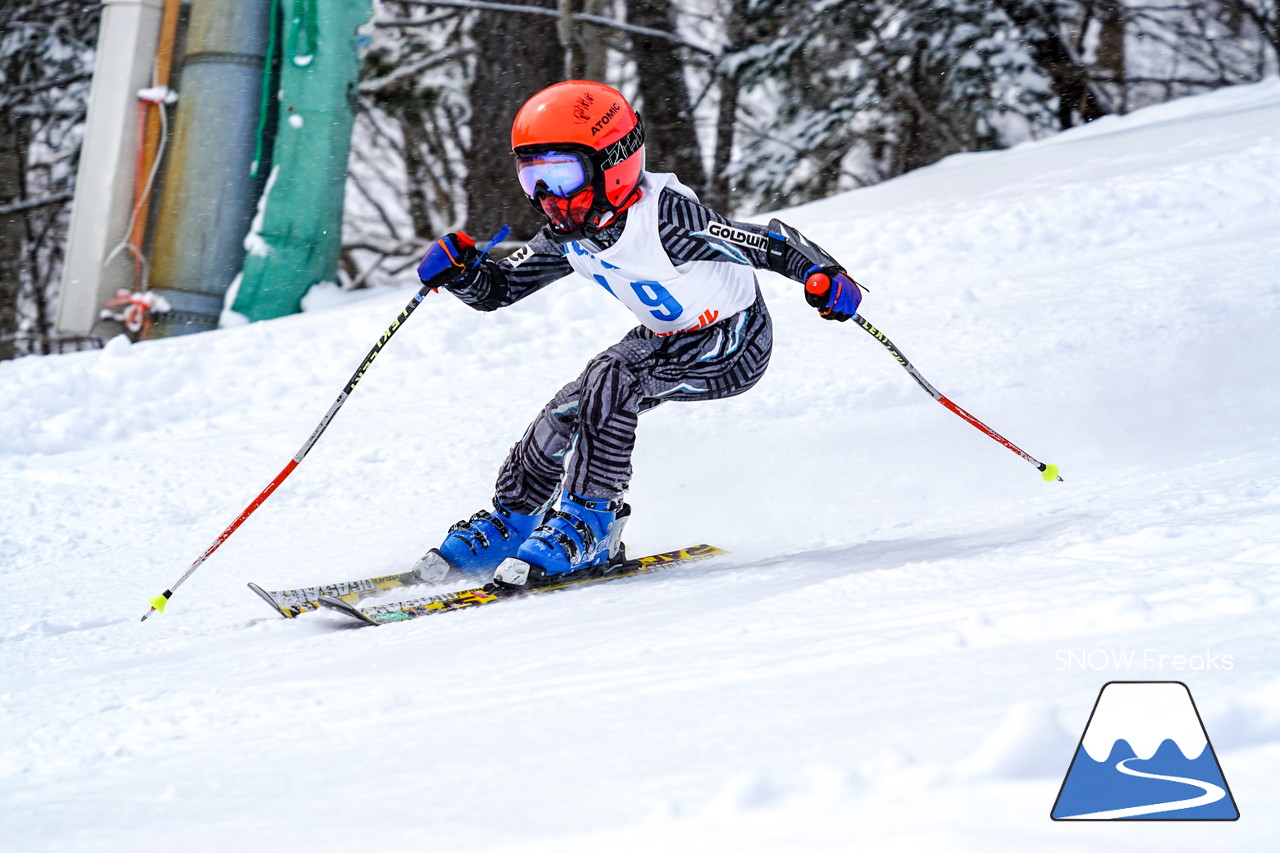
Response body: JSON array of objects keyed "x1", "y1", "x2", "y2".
[
  {"x1": 7, "y1": 0, "x2": 1278, "y2": 353},
  {"x1": 717, "y1": 0, "x2": 1278, "y2": 213},
  {"x1": 0, "y1": 0, "x2": 99, "y2": 359},
  {"x1": 724, "y1": 0, "x2": 1048, "y2": 209}
]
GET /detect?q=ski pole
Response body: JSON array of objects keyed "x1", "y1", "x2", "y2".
[
  {"x1": 854, "y1": 315, "x2": 1062, "y2": 482},
  {"x1": 762, "y1": 217, "x2": 1059, "y2": 482},
  {"x1": 141, "y1": 227, "x2": 511, "y2": 621}
]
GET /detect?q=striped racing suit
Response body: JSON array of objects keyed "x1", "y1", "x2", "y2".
[{"x1": 448, "y1": 172, "x2": 821, "y2": 511}]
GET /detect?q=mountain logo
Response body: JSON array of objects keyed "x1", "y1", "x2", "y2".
[{"x1": 1051, "y1": 681, "x2": 1239, "y2": 820}]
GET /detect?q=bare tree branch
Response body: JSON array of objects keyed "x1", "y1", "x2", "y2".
[
  {"x1": 0, "y1": 191, "x2": 73, "y2": 216},
  {"x1": 358, "y1": 45, "x2": 474, "y2": 94},
  {"x1": 0, "y1": 71, "x2": 92, "y2": 105},
  {"x1": 391, "y1": 0, "x2": 719, "y2": 56}
]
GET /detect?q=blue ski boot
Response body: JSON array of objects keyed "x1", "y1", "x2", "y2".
[
  {"x1": 491, "y1": 495, "x2": 630, "y2": 589},
  {"x1": 413, "y1": 500, "x2": 543, "y2": 584}
]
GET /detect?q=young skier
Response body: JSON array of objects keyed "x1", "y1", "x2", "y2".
[{"x1": 413, "y1": 80, "x2": 862, "y2": 589}]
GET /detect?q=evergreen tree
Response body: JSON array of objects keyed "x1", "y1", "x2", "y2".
[{"x1": 727, "y1": 0, "x2": 1047, "y2": 209}]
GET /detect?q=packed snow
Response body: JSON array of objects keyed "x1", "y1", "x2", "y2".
[{"x1": 3, "y1": 80, "x2": 1279, "y2": 851}]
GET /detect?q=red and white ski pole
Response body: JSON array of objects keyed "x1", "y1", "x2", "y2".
[
  {"x1": 141, "y1": 228, "x2": 510, "y2": 621},
  {"x1": 854, "y1": 315, "x2": 1062, "y2": 482},
  {"x1": 766, "y1": 218, "x2": 1059, "y2": 483}
]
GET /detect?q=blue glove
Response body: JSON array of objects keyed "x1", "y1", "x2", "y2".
[
  {"x1": 804, "y1": 265, "x2": 861, "y2": 322},
  {"x1": 417, "y1": 232, "x2": 479, "y2": 290}
]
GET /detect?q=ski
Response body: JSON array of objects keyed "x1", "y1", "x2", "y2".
[
  {"x1": 247, "y1": 569, "x2": 423, "y2": 618},
  {"x1": 316, "y1": 543, "x2": 727, "y2": 626}
]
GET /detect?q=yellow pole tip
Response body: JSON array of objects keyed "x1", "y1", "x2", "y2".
[
  {"x1": 1042, "y1": 463, "x2": 1061, "y2": 482},
  {"x1": 148, "y1": 594, "x2": 169, "y2": 613}
]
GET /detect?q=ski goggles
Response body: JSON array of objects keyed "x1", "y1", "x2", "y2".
[
  {"x1": 515, "y1": 151, "x2": 592, "y2": 200},
  {"x1": 514, "y1": 118, "x2": 645, "y2": 200}
]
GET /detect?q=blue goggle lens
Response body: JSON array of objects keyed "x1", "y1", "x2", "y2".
[{"x1": 516, "y1": 152, "x2": 589, "y2": 199}]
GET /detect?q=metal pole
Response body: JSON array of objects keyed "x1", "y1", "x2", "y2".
[{"x1": 147, "y1": 0, "x2": 273, "y2": 336}]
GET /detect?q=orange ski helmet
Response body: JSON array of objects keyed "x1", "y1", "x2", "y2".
[{"x1": 511, "y1": 81, "x2": 645, "y2": 239}]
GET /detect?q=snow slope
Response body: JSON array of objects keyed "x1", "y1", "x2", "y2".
[{"x1": 3, "y1": 80, "x2": 1279, "y2": 851}]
